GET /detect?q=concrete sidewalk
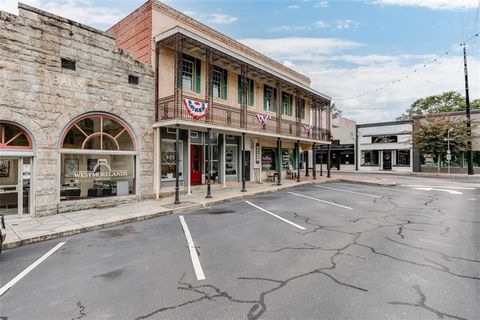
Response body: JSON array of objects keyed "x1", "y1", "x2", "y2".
[{"x1": 2, "y1": 174, "x2": 395, "y2": 250}]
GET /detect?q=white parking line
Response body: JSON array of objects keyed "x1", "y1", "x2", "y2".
[
  {"x1": 179, "y1": 216, "x2": 206, "y2": 281},
  {"x1": 245, "y1": 201, "x2": 306, "y2": 230},
  {"x1": 314, "y1": 185, "x2": 382, "y2": 198},
  {"x1": 287, "y1": 192, "x2": 353, "y2": 210},
  {"x1": 0, "y1": 242, "x2": 66, "y2": 297},
  {"x1": 401, "y1": 185, "x2": 476, "y2": 190}
]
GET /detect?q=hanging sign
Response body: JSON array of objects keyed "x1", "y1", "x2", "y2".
[
  {"x1": 256, "y1": 114, "x2": 271, "y2": 125},
  {"x1": 183, "y1": 98, "x2": 209, "y2": 120}
]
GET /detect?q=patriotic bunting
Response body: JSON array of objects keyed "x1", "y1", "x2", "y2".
[
  {"x1": 183, "y1": 98, "x2": 209, "y2": 120},
  {"x1": 256, "y1": 114, "x2": 271, "y2": 125}
]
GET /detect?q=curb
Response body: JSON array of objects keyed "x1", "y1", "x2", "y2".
[{"x1": 2, "y1": 177, "x2": 395, "y2": 250}]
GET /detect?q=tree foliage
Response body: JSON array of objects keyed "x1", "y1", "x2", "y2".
[
  {"x1": 397, "y1": 91, "x2": 480, "y2": 120},
  {"x1": 412, "y1": 114, "x2": 478, "y2": 171},
  {"x1": 330, "y1": 103, "x2": 342, "y2": 119}
]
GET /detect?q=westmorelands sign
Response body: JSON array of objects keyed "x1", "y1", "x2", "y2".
[{"x1": 73, "y1": 159, "x2": 128, "y2": 179}]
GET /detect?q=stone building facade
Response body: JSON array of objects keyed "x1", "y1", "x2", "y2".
[{"x1": 0, "y1": 4, "x2": 154, "y2": 216}]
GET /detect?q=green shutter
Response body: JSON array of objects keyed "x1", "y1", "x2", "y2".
[
  {"x1": 289, "y1": 94, "x2": 293, "y2": 116},
  {"x1": 195, "y1": 58, "x2": 201, "y2": 93},
  {"x1": 222, "y1": 68, "x2": 228, "y2": 100},
  {"x1": 248, "y1": 79, "x2": 254, "y2": 106}
]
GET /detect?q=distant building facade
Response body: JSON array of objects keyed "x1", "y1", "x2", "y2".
[{"x1": 356, "y1": 120, "x2": 413, "y2": 172}]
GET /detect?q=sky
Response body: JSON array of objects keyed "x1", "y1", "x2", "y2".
[{"x1": 1, "y1": 0, "x2": 480, "y2": 124}]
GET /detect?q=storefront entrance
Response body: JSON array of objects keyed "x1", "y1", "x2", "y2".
[
  {"x1": 0, "y1": 157, "x2": 31, "y2": 215},
  {"x1": 191, "y1": 145, "x2": 202, "y2": 185},
  {"x1": 383, "y1": 151, "x2": 392, "y2": 170}
]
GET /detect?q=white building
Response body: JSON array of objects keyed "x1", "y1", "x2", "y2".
[{"x1": 356, "y1": 120, "x2": 413, "y2": 172}]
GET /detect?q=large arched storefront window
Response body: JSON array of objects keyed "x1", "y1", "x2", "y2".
[
  {"x1": 0, "y1": 122, "x2": 34, "y2": 215},
  {"x1": 60, "y1": 114, "x2": 137, "y2": 201}
]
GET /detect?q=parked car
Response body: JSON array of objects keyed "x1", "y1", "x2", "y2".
[{"x1": 0, "y1": 215, "x2": 5, "y2": 255}]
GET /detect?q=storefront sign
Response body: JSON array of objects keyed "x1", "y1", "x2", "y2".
[
  {"x1": 183, "y1": 98, "x2": 209, "y2": 120},
  {"x1": 255, "y1": 143, "x2": 260, "y2": 164},
  {"x1": 73, "y1": 159, "x2": 128, "y2": 179},
  {"x1": 372, "y1": 135, "x2": 398, "y2": 143}
]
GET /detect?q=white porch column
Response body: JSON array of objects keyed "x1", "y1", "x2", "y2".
[
  {"x1": 154, "y1": 127, "x2": 160, "y2": 199},
  {"x1": 17, "y1": 157, "x2": 24, "y2": 215}
]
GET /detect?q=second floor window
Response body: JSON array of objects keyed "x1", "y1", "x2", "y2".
[
  {"x1": 264, "y1": 85, "x2": 277, "y2": 112},
  {"x1": 297, "y1": 97, "x2": 305, "y2": 119},
  {"x1": 282, "y1": 92, "x2": 293, "y2": 116},
  {"x1": 182, "y1": 54, "x2": 201, "y2": 93},
  {"x1": 238, "y1": 76, "x2": 254, "y2": 106},
  {"x1": 213, "y1": 66, "x2": 228, "y2": 100}
]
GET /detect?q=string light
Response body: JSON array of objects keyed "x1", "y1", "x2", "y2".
[{"x1": 333, "y1": 33, "x2": 479, "y2": 102}]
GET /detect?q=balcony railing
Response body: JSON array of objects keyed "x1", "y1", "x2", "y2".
[{"x1": 158, "y1": 95, "x2": 330, "y2": 141}]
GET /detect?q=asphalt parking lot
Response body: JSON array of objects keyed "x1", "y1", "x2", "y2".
[{"x1": 0, "y1": 180, "x2": 479, "y2": 320}]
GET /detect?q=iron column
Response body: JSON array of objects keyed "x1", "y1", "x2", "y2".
[
  {"x1": 241, "y1": 132, "x2": 247, "y2": 192},
  {"x1": 277, "y1": 137, "x2": 282, "y2": 186},
  {"x1": 174, "y1": 125, "x2": 180, "y2": 204},
  {"x1": 206, "y1": 128, "x2": 212, "y2": 198},
  {"x1": 313, "y1": 143, "x2": 317, "y2": 179},
  {"x1": 297, "y1": 140, "x2": 301, "y2": 182},
  {"x1": 327, "y1": 143, "x2": 331, "y2": 178}
]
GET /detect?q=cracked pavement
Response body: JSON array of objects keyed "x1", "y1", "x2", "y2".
[{"x1": 0, "y1": 178, "x2": 479, "y2": 319}]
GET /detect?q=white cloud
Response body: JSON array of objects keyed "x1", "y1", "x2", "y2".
[
  {"x1": 313, "y1": 20, "x2": 330, "y2": 28},
  {"x1": 182, "y1": 10, "x2": 238, "y2": 24},
  {"x1": 0, "y1": 0, "x2": 126, "y2": 28},
  {"x1": 268, "y1": 20, "x2": 331, "y2": 32},
  {"x1": 287, "y1": 5, "x2": 300, "y2": 9},
  {"x1": 336, "y1": 19, "x2": 360, "y2": 29},
  {"x1": 238, "y1": 37, "x2": 480, "y2": 123},
  {"x1": 315, "y1": 1, "x2": 329, "y2": 8},
  {"x1": 239, "y1": 37, "x2": 363, "y2": 59},
  {"x1": 372, "y1": 0, "x2": 479, "y2": 10}
]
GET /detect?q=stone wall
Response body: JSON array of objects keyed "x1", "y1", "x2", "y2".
[{"x1": 0, "y1": 4, "x2": 155, "y2": 216}]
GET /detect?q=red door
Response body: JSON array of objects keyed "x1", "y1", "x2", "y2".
[{"x1": 191, "y1": 145, "x2": 202, "y2": 185}]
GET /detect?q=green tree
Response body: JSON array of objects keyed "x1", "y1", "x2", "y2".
[
  {"x1": 412, "y1": 114, "x2": 478, "y2": 172},
  {"x1": 329, "y1": 103, "x2": 342, "y2": 119},
  {"x1": 397, "y1": 91, "x2": 480, "y2": 120}
]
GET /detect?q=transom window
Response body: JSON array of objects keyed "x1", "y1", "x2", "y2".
[
  {"x1": 0, "y1": 123, "x2": 32, "y2": 149},
  {"x1": 62, "y1": 115, "x2": 134, "y2": 151}
]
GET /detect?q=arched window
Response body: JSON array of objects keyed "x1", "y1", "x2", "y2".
[
  {"x1": 62, "y1": 115, "x2": 134, "y2": 151},
  {"x1": 0, "y1": 123, "x2": 32, "y2": 149},
  {"x1": 60, "y1": 114, "x2": 137, "y2": 202}
]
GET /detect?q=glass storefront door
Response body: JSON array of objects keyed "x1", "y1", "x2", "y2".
[{"x1": 0, "y1": 158, "x2": 31, "y2": 215}]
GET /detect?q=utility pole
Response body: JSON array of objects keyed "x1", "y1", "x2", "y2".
[{"x1": 463, "y1": 44, "x2": 474, "y2": 175}]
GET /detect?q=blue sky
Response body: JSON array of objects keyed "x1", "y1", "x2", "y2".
[{"x1": 2, "y1": 0, "x2": 479, "y2": 123}]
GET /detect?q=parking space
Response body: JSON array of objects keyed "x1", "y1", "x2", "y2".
[{"x1": 1, "y1": 180, "x2": 479, "y2": 319}]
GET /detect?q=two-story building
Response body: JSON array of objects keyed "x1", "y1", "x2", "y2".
[{"x1": 108, "y1": 0, "x2": 332, "y2": 197}]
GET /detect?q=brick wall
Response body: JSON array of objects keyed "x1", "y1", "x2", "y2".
[
  {"x1": 0, "y1": 4, "x2": 155, "y2": 216},
  {"x1": 107, "y1": 1, "x2": 153, "y2": 64}
]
